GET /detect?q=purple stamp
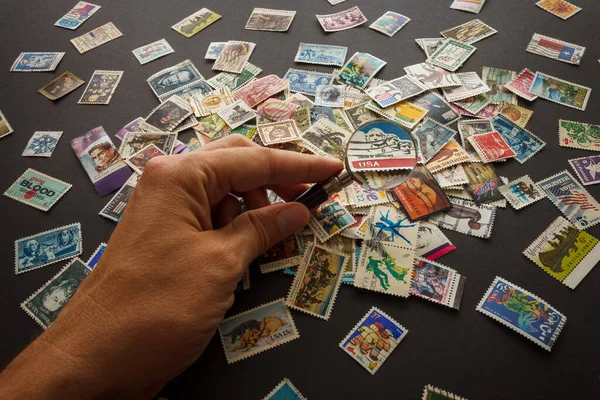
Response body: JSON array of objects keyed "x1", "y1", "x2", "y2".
[{"x1": 568, "y1": 155, "x2": 600, "y2": 186}]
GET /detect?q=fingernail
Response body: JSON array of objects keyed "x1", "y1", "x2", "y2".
[{"x1": 276, "y1": 203, "x2": 309, "y2": 235}]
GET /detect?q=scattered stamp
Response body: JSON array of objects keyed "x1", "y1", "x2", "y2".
[
  {"x1": 523, "y1": 217, "x2": 600, "y2": 289},
  {"x1": 411, "y1": 257, "x2": 465, "y2": 310},
  {"x1": 142, "y1": 95, "x2": 192, "y2": 132},
  {"x1": 257, "y1": 120, "x2": 302, "y2": 146},
  {"x1": 367, "y1": 100, "x2": 427, "y2": 129},
  {"x1": 114, "y1": 117, "x2": 144, "y2": 141},
  {"x1": 536, "y1": 0, "x2": 581, "y2": 20},
  {"x1": 338, "y1": 52, "x2": 386, "y2": 89},
  {"x1": 301, "y1": 118, "x2": 352, "y2": 160},
  {"x1": 193, "y1": 114, "x2": 227, "y2": 139},
  {"x1": 190, "y1": 87, "x2": 236, "y2": 117},
  {"x1": 528, "y1": 71, "x2": 591, "y2": 111},
  {"x1": 205, "y1": 42, "x2": 226, "y2": 60},
  {"x1": 344, "y1": 104, "x2": 379, "y2": 129},
  {"x1": 433, "y1": 164, "x2": 469, "y2": 188},
  {"x1": 218, "y1": 298, "x2": 299, "y2": 364},
  {"x1": 404, "y1": 62, "x2": 462, "y2": 90},
  {"x1": 366, "y1": 75, "x2": 426, "y2": 108},
  {"x1": 411, "y1": 91, "x2": 459, "y2": 125},
  {"x1": 14, "y1": 223, "x2": 82, "y2": 274},
  {"x1": 158, "y1": 80, "x2": 212, "y2": 103},
  {"x1": 132, "y1": 38, "x2": 174, "y2": 65},
  {"x1": 442, "y1": 71, "x2": 490, "y2": 102},
  {"x1": 309, "y1": 106, "x2": 335, "y2": 124},
  {"x1": 294, "y1": 43, "x2": 347, "y2": 67},
  {"x1": 21, "y1": 258, "x2": 90, "y2": 329},
  {"x1": 440, "y1": 19, "x2": 497, "y2": 45},
  {"x1": 369, "y1": 11, "x2": 410, "y2": 37},
  {"x1": 316, "y1": 6, "x2": 368, "y2": 32},
  {"x1": 258, "y1": 99, "x2": 298, "y2": 122},
  {"x1": 38, "y1": 71, "x2": 85, "y2": 100},
  {"x1": 147, "y1": 59, "x2": 204, "y2": 98},
  {"x1": 99, "y1": 173, "x2": 139, "y2": 222},
  {"x1": 496, "y1": 101, "x2": 533, "y2": 128},
  {"x1": 427, "y1": 39, "x2": 477, "y2": 72},
  {"x1": 245, "y1": 8, "x2": 296, "y2": 32},
  {"x1": 286, "y1": 244, "x2": 346, "y2": 320},
  {"x1": 309, "y1": 199, "x2": 356, "y2": 242},
  {"x1": 70, "y1": 22, "x2": 122, "y2": 53},
  {"x1": 451, "y1": 94, "x2": 490, "y2": 115},
  {"x1": 569, "y1": 155, "x2": 600, "y2": 186},
  {"x1": 526, "y1": 33, "x2": 585, "y2": 65},
  {"x1": 416, "y1": 37, "x2": 446, "y2": 57},
  {"x1": 558, "y1": 120, "x2": 600, "y2": 151},
  {"x1": 284, "y1": 69, "x2": 333, "y2": 96},
  {"x1": 171, "y1": 8, "x2": 221, "y2": 38},
  {"x1": 207, "y1": 62, "x2": 262, "y2": 91},
  {"x1": 416, "y1": 221, "x2": 456, "y2": 260},
  {"x1": 491, "y1": 114, "x2": 545, "y2": 163},
  {"x1": 482, "y1": 66, "x2": 517, "y2": 104},
  {"x1": 262, "y1": 379, "x2": 306, "y2": 400},
  {"x1": 457, "y1": 118, "x2": 493, "y2": 160},
  {"x1": 450, "y1": 0, "x2": 487, "y2": 14},
  {"x1": 462, "y1": 162, "x2": 504, "y2": 204},
  {"x1": 291, "y1": 107, "x2": 311, "y2": 131},
  {"x1": 314, "y1": 85, "x2": 345, "y2": 108},
  {"x1": 119, "y1": 132, "x2": 176, "y2": 158},
  {"x1": 538, "y1": 170, "x2": 600, "y2": 230},
  {"x1": 55, "y1": 2, "x2": 101, "y2": 30},
  {"x1": 78, "y1": 70, "x2": 123, "y2": 105},
  {"x1": 213, "y1": 41, "x2": 256, "y2": 74},
  {"x1": 217, "y1": 100, "x2": 257, "y2": 129},
  {"x1": 0, "y1": 110, "x2": 14, "y2": 139},
  {"x1": 467, "y1": 131, "x2": 516, "y2": 162},
  {"x1": 5, "y1": 168, "x2": 72, "y2": 212},
  {"x1": 412, "y1": 118, "x2": 456, "y2": 163},
  {"x1": 86, "y1": 242, "x2": 106, "y2": 270},
  {"x1": 10, "y1": 52, "x2": 65, "y2": 72},
  {"x1": 499, "y1": 175, "x2": 546, "y2": 209},
  {"x1": 505, "y1": 68, "x2": 539, "y2": 101},
  {"x1": 125, "y1": 144, "x2": 166, "y2": 174},
  {"x1": 234, "y1": 74, "x2": 288, "y2": 107},
  {"x1": 425, "y1": 138, "x2": 470, "y2": 173},
  {"x1": 429, "y1": 197, "x2": 496, "y2": 239},
  {"x1": 476, "y1": 276, "x2": 566, "y2": 351},
  {"x1": 364, "y1": 205, "x2": 419, "y2": 249},
  {"x1": 347, "y1": 182, "x2": 391, "y2": 208},
  {"x1": 259, "y1": 235, "x2": 304, "y2": 273},
  {"x1": 422, "y1": 384, "x2": 467, "y2": 400},
  {"x1": 22, "y1": 131, "x2": 63, "y2": 157},
  {"x1": 339, "y1": 307, "x2": 408, "y2": 374}
]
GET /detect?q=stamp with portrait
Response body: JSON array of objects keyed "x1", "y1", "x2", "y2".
[
  {"x1": 300, "y1": 118, "x2": 352, "y2": 160},
  {"x1": 245, "y1": 8, "x2": 296, "y2": 31},
  {"x1": 10, "y1": 52, "x2": 65, "y2": 72},
  {"x1": 21, "y1": 258, "x2": 91, "y2": 329},
  {"x1": 115, "y1": 117, "x2": 144, "y2": 141},
  {"x1": 78, "y1": 70, "x2": 123, "y2": 105},
  {"x1": 569, "y1": 155, "x2": 600, "y2": 186},
  {"x1": 0, "y1": 109, "x2": 14, "y2": 139},
  {"x1": 404, "y1": 62, "x2": 461, "y2": 90},
  {"x1": 526, "y1": 33, "x2": 585, "y2": 65},
  {"x1": 132, "y1": 38, "x2": 174, "y2": 65},
  {"x1": 99, "y1": 173, "x2": 139, "y2": 222},
  {"x1": 314, "y1": 85, "x2": 345, "y2": 108},
  {"x1": 427, "y1": 39, "x2": 477, "y2": 72},
  {"x1": 262, "y1": 379, "x2": 306, "y2": 400},
  {"x1": 440, "y1": 19, "x2": 497, "y2": 45},
  {"x1": 119, "y1": 132, "x2": 176, "y2": 158},
  {"x1": 147, "y1": 59, "x2": 204, "y2": 98},
  {"x1": 411, "y1": 257, "x2": 465, "y2": 309},
  {"x1": 171, "y1": 8, "x2": 221, "y2": 38},
  {"x1": 339, "y1": 307, "x2": 408, "y2": 374},
  {"x1": 412, "y1": 118, "x2": 457, "y2": 162},
  {"x1": 491, "y1": 114, "x2": 545, "y2": 163},
  {"x1": 462, "y1": 162, "x2": 504, "y2": 204},
  {"x1": 309, "y1": 106, "x2": 334, "y2": 124},
  {"x1": 38, "y1": 71, "x2": 85, "y2": 100},
  {"x1": 429, "y1": 196, "x2": 496, "y2": 239},
  {"x1": 207, "y1": 62, "x2": 262, "y2": 91},
  {"x1": 259, "y1": 235, "x2": 304, "y2": 274},
  {"x1": 369, "y1": 11, "x2": 410, "y2": 37},
  {"x1": 422, "y1": 384, "x2": 467, "y2": 400},
  {"x1": 257, "y1": 99, "x2": 298, "y2": 122},
  {"x1": 286, "y1": 244, "x2": 347, "y2": 320},
  {"x1": 141, "y1": 95, "x2": 192, "y2": 132},
  {"x1": 558, "y1": 120, "x2": 600, "y2": 151},
  {"x1": 22, "y1": 131, "x2": 63, "y2": 157},
  {"x1": 425, "y1": 138, "x2": 470, "y2": 173},
  {"x1": 309, "y1": 199, "x2": 356, "y2": 242},
  {"x1": 476, "y1": 276, "x2": 566, "y2": 351},
  {"x1": 125, "y1": 144, "x2": 166, "y2": 174},
  {"x1": 189, "y1": 87, "x2": 235, "y2": 117},
  {"x1": 366, "y1": 75, "x2": 426, "y2": 108},
  {"x1": 5, "y1": 168, "x2": 72, "y2": 212},
  {"x1": 505, "y1": 68, "x2": 538, "y2": 101},
  {"x1": 70, "y1": 22, "x2": 122, "y2": 53},
  {"x1": 234, "y1": 74, "x2": 288, "y2": 107},
  {"x1": 213, "y1": 41, "x2": 256, "y2": 74},
  {"x1": 338, "y1": 52, "x2": 386, "y2": 89},
  {"x1": 416, "y1": 221, "x2": 456, "y2": 260},
  {"x1": 316, "y1": 6, "x2": 367, "y2": 32},
  {"x1": 467, "y1": 131, "x2": 516, "y2": 162},
  {"x1": 450, "y1": 0, "x2": 487, "y2": 14},
  {"x1": 55, "y1": 2, "x2": 101, "y2": 30},
  {"x1": 14, "y1": 223, "x2": 82, "y2": 274},
  {"x1": 499, "y1": 175, "x2": 546, "y2": 209},
  {"x1": 528, "y1": 71, "x2": 591, "y2": 111},
  {"x1": 218, "y1": 298, "x2": 299, "y2": 364},
  {"x1": 496, "y1": 101, "x2": 533, "y2": 128},
  {"x1": 536, "y1": 0, "x2": 581, "y2": 20},
  {"x1": 217, "y1": 100, "x2": 257, "y2": 129},
  {"x1": 294, "y1": 43, "x2": 347, "y2": 67},
  {"x1": 86, "y1": 242, "x2": 106, "y2": 270},
  {"x1": 283, "y1": 68, "x2": 333, "y2": 96},
  {"x1": 523, "y1": 217, "x2": 600, "y2": 289},
  {"x1": 257, "y1": 120, "x2": 302, "y2": 146},
  {"x1": 442, "y1": 72, "x2": 490, "y2": 102}
]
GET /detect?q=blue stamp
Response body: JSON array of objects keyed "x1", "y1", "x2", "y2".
[
  {"x1": 309, "y1": 106, "x2": 335, "y2": 124},
  {"x1": 86, "y1": 242, "x2": 106, "y2": 270},
  {"x1": 294, "y1": 43, "x2": 348, "y2": 67},
  {"x1": 147, "y1": 59, "x2": 204, "y2": 97},
  {"x1": 568, "y1": 155, "x2": 600, "y2": 186},
  {"x1": 339, "y1": 307, "x2": 408, "y2": 374},
  {"x1": 10, "y1": 52, "x2": 65, "y2": 72},
  {"x1": 284, "y1": 68, "x2": 333, "y2": 96},
  {"x1": 15, "y1": 223, "x2": 83, "y2": 274},
  {"x1": 491, "y1": 115, "x2": 546, "y2": 163},
  {"x1": 262, "y1": 378, "x2": 306, "y2": 400},
  {"x1": 477, "y1": 276, "x2": 566, "y2": 351},
  {"x1": 54, "y1": 2, "x2": 101, "y2": 30}
]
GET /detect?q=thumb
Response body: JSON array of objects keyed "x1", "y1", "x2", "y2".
[{"x1": 223, "y1": 202, "x2": 310, "y2": 262}]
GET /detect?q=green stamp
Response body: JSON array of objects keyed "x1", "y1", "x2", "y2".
[
  {"x1": 530, "y1": 72, "x2": 591, "y2": 111},
  {"x1": 4, "y1": 168, "x2": 72, "y2": 211},
  {"x1": 558, "y1": 120, "x2": 600, "y2": 151},
  {"x1": 427, "y1": 39, "x2": 477, "y2": 72}
]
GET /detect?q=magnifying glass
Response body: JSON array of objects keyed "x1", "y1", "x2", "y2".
[{"x1": 293, "y1": 119, "x2": 419, "y2": 209}]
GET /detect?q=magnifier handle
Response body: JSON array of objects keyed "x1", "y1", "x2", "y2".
[{"x1": 292, "y1": 183, "x2": 330, "y2": 210}]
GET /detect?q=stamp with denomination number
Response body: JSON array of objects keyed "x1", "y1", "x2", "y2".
[
  {"x1": 294, "y1": 43, "x2": 347, "y2": 67},
  {"x1": 364, "y1": 205, "x2": 419, "y2": 249},
  {"x1": 262, "y1": 379, "x2": 306, "y2": 400},
  {"x1": 462, "y1": 162, "x2": 504, "y2": 204},
  {"x1": 536, "y1": 0, "x2": 581, "y2": 20},
  {"x1": 416, "y1": 221, "x2": 456, "y2": 260},
  {"x1": 314, "y1": 85, "x2": 345, "y2": 108},
  {"x1": 411, "y1": 257, "x2": 465, "y2": 309},
  {"x1": 457, "y1": 118, "x2": 493, "y2": 161},
  {"x1": 369, "y1": 11, "x2": 410, "y2": 37},
  {"x1": 99, "y1": 173, "x2": 139, "y2": 222},
  {"x1": 245, "y1": 8, "x2": 296, "y2": 31},
  {"x1": 499, "y1": 175, "x2": 545, "y2": 209},
  {"x1": 413, "y1": 118, "x2": 457, "y2": 162},
  {"x1": 440, "y1": 19, "x2": 497, "y2": 44},
  {"x1": 259, "y1": 235, "x2": 304, "y2": 274},
  {"x1": 316, "y1": 6, "x2": 367, "y2": 32},
  {"x1": 38, "y1": 71, "x2": 85, "y2": 100},
  {"x1": 132, "y1": 38, "x2": 174, "y2": 65},
  {"x1": 468, "y1": 131, "x2": 516, "y2": 162},
  {"x1": 505, "y1": 68, "x2": 538, "y2": 101},
  {"x1": 234, "y1": 74, "x2": 288, "y2": 107},
  {"x1": 569, "y1": 155, "x2": 600, "y2": 186},
  {"x1": 528, "y1": 71, "x2": 591, "y2": 111},
  {"x1": 10, "y1": 52, "x2": 65, "y2": 72},
  {"x1": 491, "y1": 114, "x2": 545, "y2": 163},
  {"x1": 366, "y1": 75, "x2": 426, "y2": 108},
  {"x1": 442, "y1": 71, "x2": 490, "y2": 102},
  {"x1": 22, "y1": 131, "x2": 62, "y2": 157},
  {"x1": 526, "y1": 33, "x2": 585, "y2": 65},
  {"x1": 147, "y1": 59, "x2": 204, "y2": 98},
  {"x1": 427, "y1": 39, "x2": 477, "y2": 72},
  {"x1": 433, "y1": 164, "x2": 468, "y2": 188},
  {"x1": 284, "y1": 68, "x2": 333, "y2": 96},
  {"x1": 55, "y1": 2, "x2": 101, "y2": 30},
  {"x1": 558, "y1": 120, "x2": 600, "y2": 151},
  {"x1": 71, "y1": 22, "x2": 122, "y2": 53},
  {"x1": 142, "y1": 95, "x2": 192, "y2": 132},
  {"x1": 171, "y1": 8, "x2": 221, "y2": 38},
  {"x1": 213, "y1": 41, "x2": 256, "y2": 74},
  {"x1": 477, "y1": 276, "x2": 566, "y2": 351},
  {"x1": 425, "y1": 139, "x2": 470, "y2": 173},
  {"x1": 257, "y1": 120, "x2": 302, "y2": 146},
  {"x1": 338, "y1": 52, "x2": 386, "y2": 89},
  {"x1": 189, "y1": 87, "x2": 235, "y2": 118},
  {"x1": 496, "y1": 101, "x2": 533, "y2": 128},
  {"x1": 78, "y1": 70, "x2": 123, "y2": 105},
  {"x1": 5, "y1": 168, "x2": 72, "y2": 212},
  {"x1": 301, "y1": 118, "x2": 351, "y2": 160},
  {"x1": 404, "y1": 62, "x2": 462, "y2": 90},
  {"x1": 207, "y1": 63, "x2": 262, "y2": 91}
]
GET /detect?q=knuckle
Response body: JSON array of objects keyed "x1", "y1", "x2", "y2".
[
  {"x1": 224, "y1": 134, "x2": 252, "y2": 147},
  {"x1": 141, "y1": 156, "x2": 175, "y2": 182},
  {"x1": 245, "y1": 212, "x2": 271, "y2": 254}
]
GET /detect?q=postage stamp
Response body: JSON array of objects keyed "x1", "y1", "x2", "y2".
[
  {"x1": 284, "y1": 69, "x2": 333, "y2": 96},
  {"x1": 125, "y1": 144, "x2": 166, "y2": 174},
  {"x1": 309, "y1": 106, "x2": 335, "y2": 124},
  {"x1": 416, "y1": 37, "x2": 445, "y2": 57},
  {"x1": 217, "y1": 100, "x2": 257, "y2": 129},
  {"x1": 430, "y1": 196, "x2": 496, "y2": 239},
  {"x1": 491, "y1": 114, "x2": 545, "y2": 163},
  {"x1": 499, "y1": 175, "x2": 546, "y2": 209},
  {"x1": 14, "y1": 223, "x2": 82, "y2": 274},
  {"x1": 314, "y1": 85, "x2": 345, "y2": 108},
  {"x1": 205, "y1": 42, "x2": 226, "y2": 60},
  {"x1": 468, "y1": 131, "x2": 516, "y2": 162},
  {"x1": 78, "y1": 70, "x2": 123, "y2": 105},
  {"x1": 213, "y1": 41, "x2": 256, "y2": 74},
  {"x1": 411, "y1": 257, "x2": 465, "y2": 310},
  {"x1": 207, "y1": 63, "x2": 262, "y2": 91},
  {"x1": 234, "y1": 74, "x2": 288, "y2": 107},
  {"x1": 301, "y1": 118, "x2": 352, "y2": 160},
  {"x1": 262, "y1": 379, "x2": 306, "y2": 400},
  {"x1": 99, "y1": 173, "x2": 139, "y2": 222},
  {"x1": 218, "y1": 298, "x2": 299, "y2": 364},
  {"x1": 559, "y1": 120, "x2": 600, "y2": 151},
  {"x1": 316, "y1": 6, "x2": 368, "y2": 32},
  {"x1": 115, "y1": 117, "x2": 144, "y2": 141},
  {"x1": 291, "y1": 107, "x2": 311, "y2": 132},
  {"x1": 368, "y1": 100, "x2": 428, "y2": 129},
  {"x1": 171, "y1": 8, "x2": 221, "y2": 38},
  {"x1": 529, "y1": 71, "x2": 591, "y2": 111},
  {"x1": 569, "y1": 155, "x2": 600, "y2": 186},
  {"x1": 369, "y1": 11, "x2": 410, "y2": 37},
  {"x1": 427, "y1": 39, "x2": 477, "y2": 72},
  {"x1": 22, "y1": 131, "x2": 62, "y2": 157},
  {"x1": 142, "y1": 95, "x2": 192, "y2": 132},
  {"x1": 147, "y1": 59, "x2": 203, "y2": 98},
  {"x1": 259, "y1": 235, "x2": 304, "y2": 273},
  {"x1": 5, "y1": 168, "x2": 72, "y2": 212},
  {"x1": 536, "y1": 0, "x2": 581, "y2": 20},
  {"x1": 453, "y1": 94, "x2": 490, "y2": 115},
  {"x1": 158, "y1": 80, "x2": 212, "y2": 104},
  {"x1": 190, "y1": 87, "x2": 235, "y2": 118},
  {"x1": 425, "y1": 139, "x2": 470, "y2": 173},
  {"x1": 422, "y1": 384, "x2": 467, "y2": 400},
  {"x1": 119, "y1": 132, "x2": 176, "y2": 158},
  {"x1": 257, "y1": 99, "x2": 298, "y2": 122},
  {"x1": 482, "y1": 66, "x2": 517, "y2": 104},
  {"x1": 55, "y1": 1, "x2": 100, "y2": 30},
  {"x1": 538, "y1": 170, "x2": 600, "y2": 229},
  {"x1": 416, "y1": 221, "x2": 456, "y2": 260},
  {"x1": 70, "y1": 22, "x2": 122, "y2": 53},
  {"x1": 476, "y1": 276, "x2": 567, "y2": 351},
  {"x1": 286, "y1": 244, "x2": 346, "y2": 320},
  {"x1": 193, "y1": 114, "x2": 227, "y2": 139},
  {"x1": 21, "y1": 258, "x2": 90, "y2": 328},
  {"x1": 442, "y1": 71, "x2": 490, "y2": 102},
  {"x1": 526, "y1": 33, "x2": 585, "y2": 65},
  {"x1": 433, "y1": 164, "x2": 468, "y2": 188},
  {"x1": 412, "y1": 118, "x2": 456, "y2": 163},
  {"x1": 257, "y1": 120, "x2": 302, "y2": 146},
  {"x1": 10, "y1": 52, "x2": 65, "y2": 72},
  {"x1": 339, "y1": 307, "x2": 408, "y2": 374},
  {"x1": 366, "y1": 75, "x2": 426, "y2": 108},
  {"x1": 440, "y1": 19, "x2": 497, "y2": 45},
  {"x1": 132, "y1": 38, "x2": 174, "y2": 65},
  {"x1": 523, "y1": 216, "x2": 600, "y2": 289},
  {"x1": 309, "y1": 199, "x2": 356, "y2": 242},
  {"x1": 71, "y1": 126, "x2": 131, "y2": 196},
  {"x1": 0, "y1": 110, "x2": 14, "y2": 139},
  {"x1": 245, "y1": 8, "x2": 296, "y2": 31},
  {"x1": 38, "y1": 71, "x2": 85, "y2": 100},
  {"x1": 457, "y1": 118, "x2": 493, "y2": 160},
  {"x1": 347, "y1": 182, "x2": 390, "y2": 208},
  {"x1": 496, "y1": 101, "x2": 533, "y2": 128},
  {"x1": 462, "y1": 162, "x2": 504, "y2": 203},
  {"x1": 450, "y1": 0, "x2": 487, "y2": 14},
  {"x1": 294, "y1": 43, "x2": 347, "y2": 67},
  {"x1": 404, "y1": 63, "x2": 461, "y2": 90},
  {"x1": 364, "y1": 205, "x2": 419, "y2": 249},
  {"x1": 505, "y1": 68, "x2": 539, "y2": 101},
  {"x1": 338, "y1": 52, "x2": 386, "y2": 89},
  {"x1": 344, "y1": 104, "x2": 379, "y2": 129},
  {"x1": 411, "y1": 91, "x2": 460, "y2": 125},
  {"x1": 86, "y1": 242, "x2": 106, "y2": 270}
]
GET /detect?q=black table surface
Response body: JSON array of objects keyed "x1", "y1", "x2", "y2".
[{"x1": 1, "y1": 0, "x2": 600, "y2": 398}]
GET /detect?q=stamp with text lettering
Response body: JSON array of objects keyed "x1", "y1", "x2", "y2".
[
  {"x1": 245, "y1": 8, "x2": 296, "y2": 32},
  {"x1": 316, "y1": 6, "x2": 367, "y2": 32},
  {"x1": 528, "y1": 71, "x2": 591, "y2": 111},
  {"x1": 369, "y1": 11, "x2": 410, "y2": 37},
  {"x1": 132, "y1": 38, "x2": 174, "y2": 65},
  {"x1": 71, "y1": 22, "x2": 122, "y2": 53},
  {"x1": 429, "y1": 197, "x2": 496, "y2": 239},
  {"x1": 78, "y1": 70, "x2": 123, "y2": 105},
  {"x1": 55, "y1": 2, "x2": 101, "y2": 30},
  {"x1": 10, "y1": 52, "x2": 65, "y2": 72},
  {"x1": 338, "y1": 52, "x2": 386, "y2": 89},
  {"x1": 427, "y1": 39, "x2": 476, "y2": 72},
  {"x1": 294, "y1": 43, "x2": 347, "y2": 67},
  {"x1": 440, "y1": 19, "x2": 497, "y2": 45},
  {"x1": 309, "y1": 199, "x2": 356, "y2": 242},
  {"x1": 499, "y1": 175, "x2": 546, "y2": 210},
  {"x1": 491, "y1": 114, "x2": 545, "y2": 163},
  {"x1": 411, "y1": 257, "x2": 465, "y2": 310},
  {"x1": 258, "y1": 120, "x2": 302, "y2": 146},
  {"x1": 284, "y1": 68, "x2": 333, "y2": 96},
  {"x1": 558, "y1": 120, "x2": 600, "y2": 151},
  {"x1": 147, "y1": 59, "x2": 204, "y2": 98},
  {"x1": 526, "y1": 33, "x2": 585, "y2": 65},
  {"x1": 5, "y1": 169, "x2": 72, "y2": 212},
  {"x1": 536, "y1": 0, "x2": 581, "y2": 20},
  {"x1": 39, "y1": 71, "x2": 85, "y2": 100},
  {"x1": 213, "y1": 41, "x2": 256, "y2": 74},
  {"x1": 172, "y1": 8, "x2": 221, "y2": 38},
  {"x1": 569, "y1": 155, "x2": 600, "y2": 186},
  {"x1": 505, "y1": 68, "x2": 538, "y2": 101}
]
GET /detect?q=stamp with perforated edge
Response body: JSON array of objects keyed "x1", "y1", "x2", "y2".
[
  {"x1": 10, "y1": 52, "x2": 65, "y2": 72},
  {"x1": 141, "y1": 95, "x2": 192, "y2": 132},
  {"x1": 309, "y1": 199, "x2": 356, "y2": 242},
  {"x1": 558, "y1": 120, "x2": 600, "y2": 151},
  {"x1": 413, "y1": 118, "x2": 457, "y2": 163},
  {"x1": 257, "y1": 119, "x2": 302, "y2": 146},
  {"x1": 505, "y1": 68, "x2": 538, "y2": 101},
  {"x1": 499, "y1": 175, "x2": 546, "y2": 210},
  {"x1": 477, "y1": 276, "x2": 566, "y2": 351},
  {"x1": 218, "y1": 298, "x2": 299, "y2": 364},
  {"x1": 369, "y1": 11, "x2": 410, "y2": 37},
  {"x1": 467, "y1": 131, "x2": 516, "y2": 162},
  {"x1": 4, "y1": 168, "x2": 72, "y2": 212},
  {"x1": 364, "y1": 205, "x2": 419, "y2": 250},
  {"x1": 411, "y1": 257, "x2": 465, "y2": 310},
  {"x1": 536, "y1": 0, "x2": 581, "y2": 20},
  {"x1": 569, "y1": 155, "x2": 600, "y2": 186},
  {"x1": 365, "y1": 100, "x2": 427, "y2": 129},
  {"x1": 430, "y1": 196, "x2": 496, "y2": 239},
  {"x1": 70, "y1": 22, "x2": 122, "y2": 54},
  {"x1": 422, "y1": 384, "x2": 467, "y2": 400},
  {"x1": 294, "y1": 42, "x2": 348, "y2": 67},
  {"x1": 440, "y1": 19, "x2": 497, "y2": 45},
  {"x1": 339, "y1": 306, "x2": 408, "y2": 374},
  {"x1": 245, "y1": 8, "x2": 296, "y2": 32},
  {"x1": 86, "y1": 242, "x2": 106, "y2": 270},
  {"x1": 526, "y1": 33, "x2": 585, "y2": 65},
  {"x1": 22, "y1": 131, "x2": 63, "y2": 157},
  {"x1": 529, "y1": 71, "x2": 591, "y2": 111},
  {"x1": 316, "y1": 6, "x2": 367, "y2": 32},
  {"x1": 338, "y1": 52, "x2": 387, "y2": 89},
  {"x1": 425, "y1": 139, "x2": 471, "y2": 173},
  {"x1": 416, "y1": 221, "x2": 456, "y2": 260},
  {"x1": 283, "y1": 68, "x2": 333, "y2": 96},
  {"x1": 258, "y1": 235, "x2": 305, "y2": 274},
  {"x1": 78, "y1": 70, "x2": 123, "y2": 105},
  {"x1": 427, "y1": 39, "x2": 476, "y2": 72},
  {"x1": 262, "y1": 378, "x2": 306, "y2": 400},
  {"x1": 171, "y1": 8, "x2": 221, "y2": 38}
]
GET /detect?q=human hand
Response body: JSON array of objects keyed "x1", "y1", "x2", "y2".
[{"x1": 0, "y1": 135, "x2": 342, "y2": 399}]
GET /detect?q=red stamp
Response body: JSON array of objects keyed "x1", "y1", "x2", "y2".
[
  {"x1": 505, "y1": 69, "x2": 538, "y2": 101},
  {"x1": 233, "y1": 75, "x2": 288, "y2": 108},
  {"x1": 468, "y1": 131, "x2": 516, "y2": 162}
]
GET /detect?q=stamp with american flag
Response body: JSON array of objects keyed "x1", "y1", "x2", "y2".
[{"x1": 526, "y1": 33, "x2": 585, "y2": 65}]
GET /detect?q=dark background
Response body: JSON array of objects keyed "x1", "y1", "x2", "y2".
[{"x1": 1, "y1": 0, "x2": 599, "y2": 398}]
